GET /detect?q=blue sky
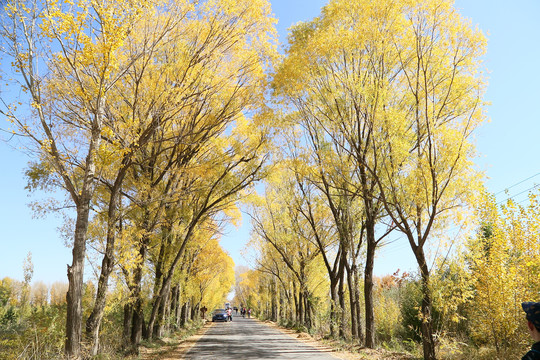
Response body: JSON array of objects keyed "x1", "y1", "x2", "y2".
[{"x1": 1, "y1": 0, "x2": 539, "y2": 284}]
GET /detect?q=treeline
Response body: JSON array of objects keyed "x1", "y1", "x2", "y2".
[
  {"x1": 0, "y1": 237, "x2": 234, "y2": 359},
  {"x1": 1, "y1": 0, "x2": 272, "y2": 358},
  {"x1": 240, "y1": 190, "x2": 540, "y2": 359},
  {"x1": 235, "y1": 0, "x2": 538, "y2": 359}
]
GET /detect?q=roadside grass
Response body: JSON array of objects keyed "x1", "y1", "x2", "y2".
[
  {"x1": 262, "y1": 319, "x2": 531, "y2": 360},
  {"x1": 137, "y1": 319, "x2": 208, "y2": 360}
]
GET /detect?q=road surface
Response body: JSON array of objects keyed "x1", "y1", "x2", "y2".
[{"x1": 183, "y1": 316, "x2": 340, "y2": 360}]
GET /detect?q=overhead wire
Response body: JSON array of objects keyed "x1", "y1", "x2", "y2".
[
  {"x1": 493, "y1": 172, "x2": 540, "y2": 196},
  {"x1": 378, "y1": 170, "x2": 540, "y2": 259},
  {"x1": 497, "y1": 183, "x2": 540, "y2": 205}
]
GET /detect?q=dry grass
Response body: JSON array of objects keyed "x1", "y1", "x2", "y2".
[{"x1": 138, "y1": 321, "x2": 213, "y2": 360}]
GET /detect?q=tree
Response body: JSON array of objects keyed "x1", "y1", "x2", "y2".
[
  {"x1": 272, "y1": 0, "x2": 397, "y2": 344},
  {"x1": 1, "y1": 0, "x2": 150, "y2": 356},
  {"x1": 30, "y1": 281, "x2": 49, "y2": 308},
  {"x1": 188, "y1": 238, "x2": 235, "y2": 317},
  {"x1": 83, "y1": 1, "x2": 205, "y2": 353},
  {"x1": 467, "y1": 191, "x2": 540, "y2": 352},
  {"x1": 94, "y1": 0, "x2": 277, "y2": 351},
  {"x1": 371, "y1": 1, "x2": 487, "y2": 358},
  {"x1": 273, "y1": 0, "x2": 486, "y2": 356},
  {"x1": 250, "y1": 169, "x2": 323, "y2": 329}
]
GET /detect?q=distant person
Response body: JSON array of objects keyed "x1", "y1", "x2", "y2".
[
  {"x1": 522, "y1": 302, "x2": 540, "y2": 360},
  {"x1": 248, "y1": 308, "x2": 252, "y2": 318},
  {"x1": 226, "y1": 307, "x2": 233, "y2": 322},
  {"x1": 200, "y1": 306, "x2": 207, "y2": 319}
]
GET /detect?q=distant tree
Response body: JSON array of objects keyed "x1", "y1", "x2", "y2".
[
  {"x1": 49, "y1": 282, "x2": 68, "y2": 306},
  {"x1": 30, "y1": 281, "x2": 48, "y2": 307}
]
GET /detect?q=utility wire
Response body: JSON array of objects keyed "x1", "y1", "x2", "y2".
[
  {"x1": 373, "y1": 173, "x2": 540, "y2": 263},
  {"x1": 494, "y1": 172, "x2": 540, "y2": 196},
  {"x1": 497, "y1": 183, "x2": 540, "y2": 205}
]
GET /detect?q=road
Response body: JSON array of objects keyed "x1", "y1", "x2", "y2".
[{"x1": 183, "y1": 316, "x2": 341, "y2": 360}]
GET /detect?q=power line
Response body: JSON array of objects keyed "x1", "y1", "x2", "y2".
[
  {"x1": 497, "y1": 183, "x2": 540, "y2": 205},
  {"x1": 494, "y1": 172, "x2": 540, "y2": 196}
]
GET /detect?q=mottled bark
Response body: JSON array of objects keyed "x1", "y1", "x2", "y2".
[{"x1": 65, "y1": 188, "x2": 94, "y2": 359}]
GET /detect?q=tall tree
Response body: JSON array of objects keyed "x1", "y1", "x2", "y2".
[
  {"x1": 272, "y1": 0, "x2": 395, "y2": 344},
  {"x1": 250, "y1": 171, "x2": 322, "y2": 329},
  {"x1": 0, "y1": 0, "x2": 149, "y2": 357},
  {"x1": 371, "y1": 1, "x2": 487, "y2": 358}
]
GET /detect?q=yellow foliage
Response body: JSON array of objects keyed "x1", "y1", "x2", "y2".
[
  {"x1": 186, "y1": 237, "x2": 235, "y2": 311},
  {"x1": 467, "y1": 191, "x2": 540, "y2": 349}
]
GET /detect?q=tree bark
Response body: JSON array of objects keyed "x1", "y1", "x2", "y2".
[
  {"x1": 353, "y1": 265, "x2": 364, "y2": 342},
  {"x1": 271, "y1": 280, "x2": 278, "y2": 322},
  {"x1": 417, "y1": 247, "x2": 437, "y2": 360},
  {"x1": 338, "y1": 269, "x2": 346, "y2": 339},
  {"x1": 125, "y1": 230, "x2": 151, "y2": 352},
  {"x1": 122, "y1": 302, "x2": 133, "y2": 351},
  {"x1": 346, "y1": 264, "x2": 358, "y2": 340},
  {"x1": 329, "y1": 278, "x2": 338, "y2": 338},
  {"x1": 85, "y1": 171, "x2": 129, "y2": 355},
  {"x1": 364, "y1": 223, "x2": 377, "y2": 348},
  {"x1": 180, "y1": 302, "x2": 188, "y2": 327},
  {"x1": 303, "y1": 289, "x2": 312, "y2": 330},
  {"x1": 65, "y1": 196, "x2": 93, "y2": 359},
  {"x1": 151, "y1": 281, "x2": 171, "y2": 338}
]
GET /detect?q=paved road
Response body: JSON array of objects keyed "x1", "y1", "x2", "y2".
[{"x1": 183, "y1": 316, "x2": 340, "y2": 360}]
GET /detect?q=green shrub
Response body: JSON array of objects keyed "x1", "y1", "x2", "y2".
[{"x1": 399, "y1": 277, "x2": 441, "y2": 343}]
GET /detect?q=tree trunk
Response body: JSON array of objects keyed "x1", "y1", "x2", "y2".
[
  {"x1": 85, "y1": 162, "x2": 130, "y2": 355},
  {"x1": 417, "y1": 247, "x2": 437, "y2": 360},
  {"x1": 130, "y1": 297, "x2": 144, "y2": 352},
  {"x1": 65, "y1": 201, "x2": 92, "y2": 359},
  {"x1": 126, "y1": 235, "x2": 149, "y2": 352},
  {"x1": 122, "y1": 303, "x2": 133, "y2": 351},
  {"x1": 85, "y1": 236, "x2": 114, "y2": 356},
  {"x1": 329, "y1": 278, "x2": 338, "y2": 338},
  {"x1": 353, "y1": 265, "x2": 364, "y2": 342},
  {"x1": 292, "y1": 281, "x2": 299, "y2": 324},
  {"x1": 364, "y1": 225, "x2": 376, "y2": 348},
  {"x1": 176, "y1": 288, "x2": 183, "y2": 329},
  {"x1": 271, "y1": 280, "x2": 278, "y2": 322},
  {"x1": 148, "y1": 226, "x2": 171, "y2": 339},
  {"x1": 170, "y1": 285, "x2": 179, "y2": 330},
  {"x1": 180, "y1": 301, "x2": 189, "y2": 327},
  {"x1": 346, "y1": 264, "x2": 358, "y2": 340},
  {"x1": 191, "y1": 302, "x2": 200, "y2": 321},
  {"x1": 338, "y1": 270, "x2": 346, "y2": 339},
  {"x1": 303, "y1": 289, "x2": 312, "y2": 330},
  {"x1": 151, "y1": 281, "x2": 171, "y2": 338},
  {"x1": 85, "y1": 208, "x2": 118, "y2": 354},
  {"x1": 298, "y1": 285, "x2": 304, "y2": 326},
  {"x1": 64, "y1": 91, "x2": 104, "y2": 360}
]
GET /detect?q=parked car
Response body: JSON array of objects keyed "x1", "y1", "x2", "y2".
[{"x1": 212, "y1": 309, "x2": 228, "y2": 322}]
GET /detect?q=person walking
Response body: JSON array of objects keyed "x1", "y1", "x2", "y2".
[{"x1": 522, "y1": 302, "x2": 540, "y2": 360}]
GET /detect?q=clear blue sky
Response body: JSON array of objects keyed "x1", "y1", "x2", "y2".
[{"x1": 1, "y1": 0, "x2": 539, "y2": 284}]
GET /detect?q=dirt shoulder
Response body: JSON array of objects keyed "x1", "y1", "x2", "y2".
[{"x1": 138, "y1": 321, "x2": 213, "y2": 360}]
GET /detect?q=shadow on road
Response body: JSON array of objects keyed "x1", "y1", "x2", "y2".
[{"x1": 183, "y1": 317, "x2": 338, "y2": 360}]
